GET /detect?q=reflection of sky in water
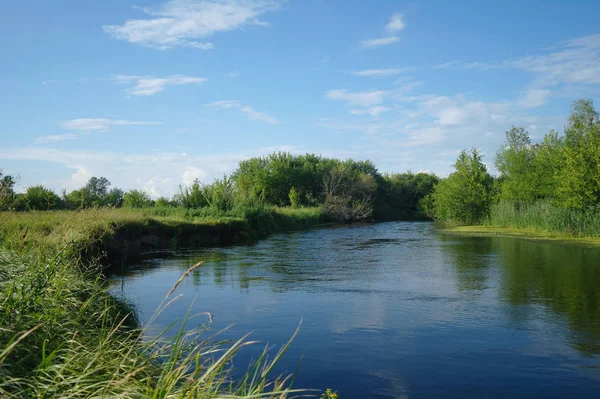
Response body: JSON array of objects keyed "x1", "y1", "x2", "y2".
[{"x1": 109, "y1": 222, "x2": 600, "y2": 398}]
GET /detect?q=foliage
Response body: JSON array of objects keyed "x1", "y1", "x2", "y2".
[
  {"x1": 123, "y1": 189, "x2": 153, "y2": 208},
  {"x1": 556, "y1": 99, "x2": 600, "y2": 208},
  {"x1": 289, "y1": 187, "x2": 301, "y2": 208},
  {"x1": 0, "y1": 171, "x2": 17, "y2": 211},
  {"x1": 431, "y1": 149, "x2": 494, "y2": 224},
  {"x1": 383, "y1": 172, "x2": 439, "y2": 219},
  {"x1": 322, "y1": 164, "x2": 376, "y2": 222},
  {"x1": 23, "y1": 185, "x2": 61, "y2": 211}
]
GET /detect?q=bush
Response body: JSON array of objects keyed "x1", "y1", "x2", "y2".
[{"x1": 431, "y1": 149, "x2": 494, "y2": 225}]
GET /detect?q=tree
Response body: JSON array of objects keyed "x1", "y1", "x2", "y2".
[
  {"x1": 104, "y1": 188, "x2": 124, "y2": 208},
  {"x1": 322, "y1": 165, "x2": 376, "y2": 222},
  {"x1": 494, "y1": 126, "x2": 538, "y2": 202},
  {"x1": 383, "y1": 172, "x2": 439, "y2": 218},
  {"x1": 289, "y1": 187, "x2": 301, "y2": 208},
  {"x1": 85, "y1": 177, "x2": 110, "y2": 199},
  {"x1": 531, "y1": 130, "x2": 563, "y2": 199},
  {"x1": 25, "y1": 185, "x2": 61, "y2": 210},
  {"x1": 557, "y1": 99, "x2": 600, "y2": 208},
  {"x1": 123, "y1": 190, "x2": 152, "y2": 208},
  {"x1": 175, "y1": 179, "x2": 208, "y2": 208},
  {"x1": 0, "y1": 171, "x2": 18, "y2": 211},
  {"x1": 431, "y1": 149, "x2": 494, "y2": 224}
]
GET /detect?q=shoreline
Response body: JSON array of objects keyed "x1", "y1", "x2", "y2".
[{"x1": 442, "y1": 225, "x2": 600, "y2": 248}]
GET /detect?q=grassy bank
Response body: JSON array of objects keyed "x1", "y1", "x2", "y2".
[
  {"x1": 440, "y1": 201, "x2": 600, "y2": 247},
  {"x1": 0, "y1": 205, "x2": 324, "y2": 266},
  {"x1": 444, "y1": 225, "x2": 600, "y2": 247},
  {"x1": 0, "y1": 206, "x2": 325, "y2": 398}
]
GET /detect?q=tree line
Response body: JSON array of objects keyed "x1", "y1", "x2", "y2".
[
  {"x1": 2, "y1": 98, "x2": 598, "y2": 229},
  {"x1": 0, "y1": 155, "x2": 438, "y2": 223},
  {"x1": 426, "y1": 98, "x2": 600, "y2": 232}
]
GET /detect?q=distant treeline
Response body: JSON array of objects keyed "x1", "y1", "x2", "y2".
[
  {"x1": 2, "y1": 98, "x2": 600, "y2": 232},
  {"x1": 0, "y1": 156, "x2": 438, "y2": 223}
]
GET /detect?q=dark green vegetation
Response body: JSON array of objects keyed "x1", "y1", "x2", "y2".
[
  {"x1": 1, "y1": 155, "x2": 438, "y2": 223},
  {"x1": 0, "y1": 207, "x2": 327, "y2": 398},
  {"x1": 429, "y1": 99, "x2": 600, "y2": 237}
]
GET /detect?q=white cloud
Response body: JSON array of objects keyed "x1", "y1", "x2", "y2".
[
  {"x1": 517, "y1": 89, "x2": 552, "y2": 108},
  {"x1": 182, "y1": 166, "x2": 206, "y2": 186},
  {"x1": 359, "y1": 12, "x2": 404, "y2": 49},
  {"x1": 144, "y1": 176, "x2": 174, "y2": 197},
  {"x1": 114, "y1": 75, "x2": 207, "y2": 96},
  {"x1": 433, "y1": 61, "x2": 491, "y2": 70},
  {"x1": 359, "y1": 36, "x2": 400, "y2": 49},
  {"x1": 325, "y1": 89, "x2": 387, "y2": 107},
  {"x1": 228, "y1": 71, "x2": 240, "y2": 78},
  {"x1": 350, "y1": 106, "x2": 391, "y2": 117},
  {"x1": 0, "y1": 146, "x2": 293, "y2": 197},
  {"x1": 206, "y1": 100, "x2": 278, "y2": 124},
  {"x1": 207, "y1": 100, "x2": 241, "y2": 109},
  {"x1": 35, "y1": 134, "x2": 80, "y2": 144},
  {"x1": 62, "y1": 118, "x2": 161, "y2": 131},
  {"x1": 103, "y1": 0, "x2": 282, "y2": 50},
  {"x1": 351, "y1": 68, "x2": 407, "y2": 77},
  {"x1": 385, "y1": 13, "x2": 404, "y2": 33}
]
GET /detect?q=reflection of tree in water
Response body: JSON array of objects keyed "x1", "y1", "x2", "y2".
[
  {"x1": 492, "y1": 238, "x2": 600, "y2": 356},
  {"x1": 438, "y1": 235, "x2": 495, "y2": 292}
]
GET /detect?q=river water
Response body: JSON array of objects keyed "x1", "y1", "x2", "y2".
[{"x1": 109, "y1": 222, "x2": 600, "y2": 398}]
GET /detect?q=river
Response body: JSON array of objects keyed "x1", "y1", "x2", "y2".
[{"x1": 109, "y1": 221, "x2": 600, "y2": 398}]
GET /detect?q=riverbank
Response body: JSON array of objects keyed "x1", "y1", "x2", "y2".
[
  {"x1": 0, "y1": 207, "x2": 325, "y2": 397},
  {"x1": 0, "y1": 206, "x2": 324, "y2": 268},
  {"x1": 443, "y1": 225, "x2": 600, "y2": 247}
]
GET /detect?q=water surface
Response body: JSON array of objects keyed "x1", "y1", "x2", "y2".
[{"x1": 110, "y1": 222, "x2": 600, "y2": 398}]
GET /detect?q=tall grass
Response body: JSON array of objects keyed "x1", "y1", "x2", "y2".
[
  {"x1": 485, "y1": 201, "x2": 600, "y2": 237},
  {"x1": 0, "y1": 206, "x2": 324, "y2": 258},
  {"x1": 0, "y1": 246, "x2": 308, "y2": 398}
]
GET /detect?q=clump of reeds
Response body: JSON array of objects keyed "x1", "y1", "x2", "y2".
[
  {"x1": 0, "y1": 246, "x2": 309, "y2": 398},
  {"x1": 485, "y1": 201, "x2": 600, "y2": 237}
]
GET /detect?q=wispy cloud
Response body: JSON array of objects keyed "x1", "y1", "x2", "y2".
[
  {"x1": 359, "y1": 12, "x2": 404, "y2": 49},
  {"x1": 206, "y1": 100, "x2": 278, "y2": 124},
  {"x1": 228, "y1": 71, "x2": 240, "y2": 78},
  {"x1": 433, "y1": 33, "x2": 600, "y2": 101},
  {"x1": 351, "y1": 68, "x2": 408, "y2": 77},
  {"x1": 325, "y1": 89, "x2": 388, "y2": 107},
  {"x1": 62, "y1": 118, "x2": 161, "y2": 131},
  {"x1": 517, "y1": 89, "x2": 552, "y2": 108},
  {"x1": 103, "y1": 0, "x2": 282, "y2": 50},
  {"x1": 350, "y1": 106, "x2": 391, "y2": 117},
  {"x1": 114, "y1": 75, "x2": 207, "y2": 96},
  {"x1": 35, "y1": 134, "x2": 80, "y2": 144},
  {"x1": 360, "y1": 36, "x2": 400, "y2": 49}
]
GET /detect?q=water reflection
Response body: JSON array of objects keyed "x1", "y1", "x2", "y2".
[{"x1": 110, "y1": 222, "x2": 600, "y2": 398}]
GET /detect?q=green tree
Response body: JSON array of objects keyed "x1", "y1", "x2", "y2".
[
  {"x1": 104, "y1": 188, "x2": 124, "y2": 207},
  {"x1": 431, "y1": 149, "x2": 494, "y2": 224},
  {"x1": 0, "y1": 171, "x2": 18, "y2": 211},
  {"x1": 25, "y1": 185, "x2": 61, "y2": 210},
  {"x1": 557, "y1": 99, "x2": 600, "y2": 208},
  {"x1": 531, "y1": 130, "x2": 564, "y2": 199},
  {"x1": 205, "y1": 176, "x2": 236, "y2": 211},
  {"x1": 175, "y1": 179, "x2": 208, "y2": 208},
  {"x1": 494, "y1": 126, "x2": 538, "y2": 202},
  {"x1": 289, "y1": 187, "x2": 301, "y2": 208},
  {"x1": 123, "y1": 190, "x2": 152, "y2": 208}
]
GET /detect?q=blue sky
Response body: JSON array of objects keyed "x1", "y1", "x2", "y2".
[{"x1": 1, "y1": 0, "x2": 599, "y2": 197}]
